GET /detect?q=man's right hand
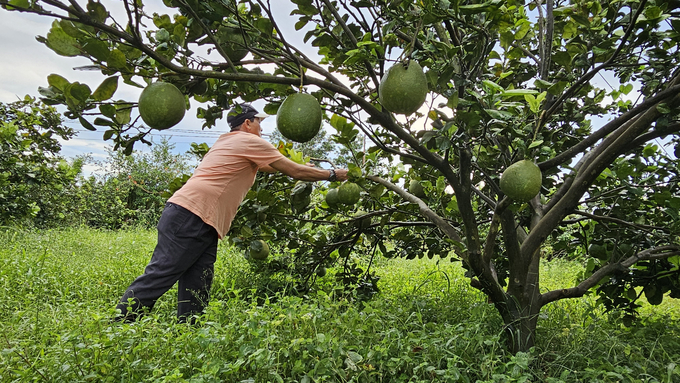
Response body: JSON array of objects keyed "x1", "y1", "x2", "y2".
[{"x1": 333, "y1": 169, "x2": 349, "y2": 182}]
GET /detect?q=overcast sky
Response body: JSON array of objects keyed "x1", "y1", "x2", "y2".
[{"x1": 0, "y1": 1, "x2": 305, "y2": 169}]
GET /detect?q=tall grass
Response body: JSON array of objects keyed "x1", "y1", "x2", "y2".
[{"x1": 0, "y1": 227, "x2": 678, "y2": 382}]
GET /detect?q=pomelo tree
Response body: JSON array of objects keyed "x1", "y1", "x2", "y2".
[{"x1": 2, "y1": 0, "x2": 679, "y2": 352}]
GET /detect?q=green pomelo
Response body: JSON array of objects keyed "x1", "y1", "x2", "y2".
[
  {"x1": 337, "y1": 182, "x2": 361, "y2": 205},
  {"x1": 499, "y1": 160, "x2": 542, "y2": 202},
  {"x1": 325, "y1": 188, "x2": 339, "y2": 207},
  {"x1": 378, "y1": 61, "x2": 428, "y2": 115},
  {"x1": 138, "y1": 82, "x2": 186, "y2": 130},
  {"x1": 408, "y1": 180, "x2": 426, "y2": 198},
  {"x1": 276, "y1": 93, "x2": 322, "y2": 143},
  {"x1": 589, "y1": 244, "x2": 608, "y2": 260},
  {"x1": 316, "y1": 267, "x2": 327, "y2": 277},
  {"x1": 216, "y1": 26, "x2": 249, "y2": 62},
  {"x1": 250, "y1": 239, "x2": 270, "y2": 260}
]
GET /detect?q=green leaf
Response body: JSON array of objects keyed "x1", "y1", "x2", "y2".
[
  {"x1": 482, "y1": 80, "x2": 504, "y2": 94},
  {"x1": 528, "y1": 140, "x2": 544, "y2": 149},
  {"x1": 94, "y1": 117, "x2": 116, "y2": 127},
  {"x1": 87, "y1": 0, "x2": 108, "y2": 23},
  {"x1": 44, "y1": 21, "x2": 80, "y2": 57},
  {"x1": 47, "y1": 74, "x2": 70, "y2": 92},
  {"x1": 115, "y1": 102, "x2": 133, "y2": 125},
  {"x1": 107, "y1": 49, "x2": 127, "y2": 70},
  {"x1": 524, "y1": 94, "x2": 540, "y2": 113},
  {"x1": 68, "y1": 82, "x2": 92, "y2": 103},
  {"x1": 501, "y1": 89, "x2": 539, "y2": 97},
  {"x1": 79, "y1": 116, "x2": 96, "y2": 131},
  {"x1": 82, "y1": 38, "x2": 110, "y2": 61},
  {"x1": 656, "y1": 103, "x2": 671, "y2": 114},
  {"x1": 99, "y1": 104, "x2": 116, "y2": 118},
  {"x1": 5, "y1": 0, "x2": 30, "y2": 10},
  {"x1": 92, "y1": 76, "x2": 119, "y2": 101}
]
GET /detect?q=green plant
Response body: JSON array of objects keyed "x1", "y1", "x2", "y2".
[{"x1": 3, "y1": 0, "x2": 680, "y2": 354}]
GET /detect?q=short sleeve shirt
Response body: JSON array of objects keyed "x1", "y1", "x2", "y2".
[{"x1": 168, "y1": 131, "x2": 285, "y2": 239}]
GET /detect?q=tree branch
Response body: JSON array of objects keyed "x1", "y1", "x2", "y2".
[
  {"x1": 541, "y1": 245, "x2": 680, "y2": 305},
  {"x1": 320, "y1": 0, "x2": 380, "y2": 89},
  {"x1": 538, "y1": 84, "x2": 680, "y2": 171},
  {"x1": 568, "y1": 210, "x2": 671, "y2": 233},
  {"x1": 537, "y1": 0, "x2": 649, "y2": 130},
  {"x1": 523, "y1": 91, "x2": 680, "y2": 262},
  {"x1": 366, "y1": 175, "x2": 463, "y2": 245}
]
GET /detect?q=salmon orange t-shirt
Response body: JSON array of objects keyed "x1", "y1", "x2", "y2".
[{"x1": 168, "y1": 131, "x2": 285, "y2": 239}]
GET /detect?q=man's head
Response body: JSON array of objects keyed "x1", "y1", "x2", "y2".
[{"x1": 227, "y1": 104, "x2": 269, "y2": 135}]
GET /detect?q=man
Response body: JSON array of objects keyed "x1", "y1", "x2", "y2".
[{"x1": 115, "y1": 103, "x2": 349, "y2": 322}]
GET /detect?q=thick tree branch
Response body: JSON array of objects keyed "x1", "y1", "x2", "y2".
[
  {"x1": 541, "y1": 245, "x2": 680, "y2": 305},
  {"x1": 523, "y1": 91, "x2": 680, "y2": 261},
  {"x1": 539, "y1": 84, "x2": 680, "y2": 171}
]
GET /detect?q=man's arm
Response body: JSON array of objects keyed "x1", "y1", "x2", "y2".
[
  {"x1": 259, "y1": 164, "x2": 277, "y2": 173},
  {"x1": 268, "y1": 157, "x2": 349, "y2": 182}
]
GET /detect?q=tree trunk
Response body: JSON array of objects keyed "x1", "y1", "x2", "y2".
[{"x1": 502, "y1": 246, "x2": 543, "y2": 353}]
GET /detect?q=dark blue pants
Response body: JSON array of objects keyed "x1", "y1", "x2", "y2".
[{"x1": 116, "y1": 202, "x2": 218, "y2": 321}]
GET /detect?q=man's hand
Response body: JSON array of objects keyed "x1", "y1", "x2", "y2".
[
  {"x1": 269, "y1": 157, "x2": 351, "y2": 182},
  {"x1": 333, "y1": 169, "x2": 349, "y2": 182}
]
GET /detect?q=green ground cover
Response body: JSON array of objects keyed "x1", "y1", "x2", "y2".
[{"x1": 0, "y1": 227, "x2": 678, "y2": 382}]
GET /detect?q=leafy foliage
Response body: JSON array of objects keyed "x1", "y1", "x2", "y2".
[
  {"x1": 76, "y1": 138, "x2": 195, "y2": 229},
  {"x1": 1, "y1": 228, "x2": 679, "y2": 382},
  {"x1": 2, "y1": 0, "x2": 680, "y2": 352},
  {"x1": 0, "y1": 97, "x2": 79, "y2": 226}
]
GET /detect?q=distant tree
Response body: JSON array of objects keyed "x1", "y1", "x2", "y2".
[
  {"x1": 0, "y1": 96, "x2": 80, "y2": 226},
  {"x1": 81, "y1": 138, "x2": 194, "y2": 228}
]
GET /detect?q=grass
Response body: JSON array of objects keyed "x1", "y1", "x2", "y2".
[{"x1": 0, "y1": 227, "x2": 678, "y2": 382}]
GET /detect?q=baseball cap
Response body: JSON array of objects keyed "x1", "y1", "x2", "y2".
[{"x1": 227, "y1": 104, "x2": 270, "y2": 130}]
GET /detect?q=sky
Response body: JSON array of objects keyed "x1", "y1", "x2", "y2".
[{"x1": 0, "y1": 1, "x2": 306, "y2": 173}]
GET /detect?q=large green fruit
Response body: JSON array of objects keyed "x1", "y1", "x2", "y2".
[
  {"x1": 589, "y1": 244, "x2": 608, "y2": 260},
  {"x1": 378, "y1": 61, "x2": 428, "y2": 115},
  {"x1": 408, "y1": 180, "x2": 426, "y2": 198},
  {"x1": 499, "y1": 160, "x2": 542, "y2": 202},
  {"x1": 276, "y1": 93, "x2": 322, "y2": 143},
  {"x1": 325, "y1": 188, "x2": 339, "y2": 207},
  {"x1": 250, "y1": 239, "x2": 270, "y2": 260},
  {"x1": 216, "y1": 26, "x2": 249, "y2": 62},
  {"x1": 138, "y1": 82, "x2": 186, "y2": 130},
  {"x1": 337, "y1": 182, "x2": 361, "y2": 205}
]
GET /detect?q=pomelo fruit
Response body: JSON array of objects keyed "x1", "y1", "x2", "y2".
[
  {"x1": 325, "y1": 188, "x2": 339, "y2": 207},
  {"x1": 378, "y1": 61, "x2": 428, "y2": 115},
  {"x1": 216, "y1": 26, "x2": 249, "y2": 62},
  {"x1": 589, "y1": 244, "x2": 608, "y2": 260},
  {"x1": 337, "y1": 182, "x2": 361, "y2": 205},
  {"x1": 250, "y1": 239, "x2": 270, "y2": 260},
  {"x1": 138, "y1": 82, "x2": 186, "y2": 130},
  {"x1": 499, "y1": 160, "x2": 542, "y2": 202},
  {"x1": 276, "y1": 93, "x2": 322, "y2": 143},
  {"x1": 408, "y1": 180, "x2": 426, "y2": 198},
  {"x1": 316, "y1": 267, "x2": 327, "y2": 277}
]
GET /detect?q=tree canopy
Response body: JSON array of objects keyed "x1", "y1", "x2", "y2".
[{"x1": 2, "y1": 0, "x2": 679, "y2": 352}]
